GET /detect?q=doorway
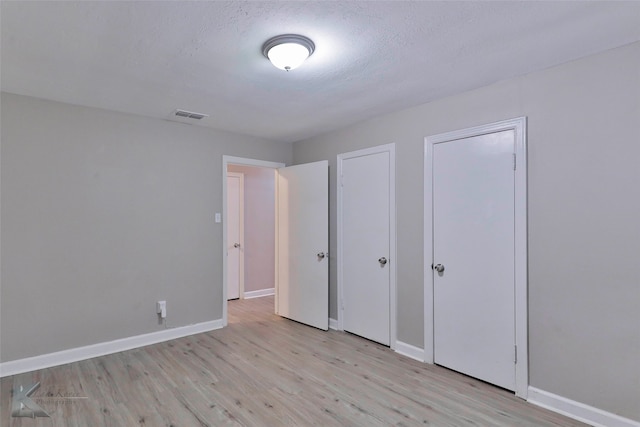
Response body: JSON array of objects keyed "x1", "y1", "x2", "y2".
[
  {"x1": 222, "y1": 156, "x2": 329, "y2": 331},
  {"x1": 337, "y1": 143, "x2": 396, "y2": 348},
  {"x1": 222, "y1": 157, "x2": 284, "y2": 326},
  {"x1": 424, "y1": 117, "x2": 528, "y2": 398}
]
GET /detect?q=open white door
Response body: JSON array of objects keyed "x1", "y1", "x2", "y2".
[{"x1": 276, "y1": 161, "x2": 329, "y2": 330}]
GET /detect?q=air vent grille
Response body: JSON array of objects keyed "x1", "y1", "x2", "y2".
[{"x1": 174, "y1": 109, "x2": 208, "y2": 120}]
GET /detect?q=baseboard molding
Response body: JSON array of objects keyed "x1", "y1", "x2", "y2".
[
  {"x1": 0, "y1": 319, "x2": 224, "y2": 378},
  {"x1": 329, "y1": 318, "x2": 338, "y2": 330},
  {"x1": 243, "y1": 288, "x2": 275, "y2": 299},
  {"x1": 395, "y1": 340, "x2": 425, "y2": 362},
  {"x1": 528, "y1": 387, "x2": 640, "y2": 427}
]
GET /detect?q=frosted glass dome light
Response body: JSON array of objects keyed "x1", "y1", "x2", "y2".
[{"x1": 262, "y1": 35, "x2": 315, "y2": 71}]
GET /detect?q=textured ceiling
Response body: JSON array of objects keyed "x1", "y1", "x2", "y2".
[{"x1": 2, "y1": 1, "x2": 639, "y2": 143}]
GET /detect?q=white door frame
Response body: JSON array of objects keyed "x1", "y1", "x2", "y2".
[
  {"x1": 423, "y1": 117, "x2": 528, "y2": 398},
  {"x1": 222, "y1": 156, "x2": 285, "y2": 326},
  {"x1": 337, "y1": 143, "x2": 397, "y2": 349},
  {"x1": 226, "y1": 171, "x2": 245, "y2": 300}
]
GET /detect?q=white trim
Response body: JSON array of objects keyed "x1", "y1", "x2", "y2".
[
  {"x1": 337, "y1": 143, "x2": 397, "y2": 349},
  {"x1": 328, "y1": 318, "x2": 338, "y2": 330},
  {"x1": 513, "y1": 118, "x2": 529, "y2": 398},
  {"x1": 395, "y1": 341, "x2": 425, "y2": 362},
  {"x1": 243, "y1": 288, "x2": 275, "y2": 299},
  {"x1": 222, "y1": 156, "x2": 285, "y2": 327},
  {"x1": 424, "y1": 117, "x2": 529, "y2": 398},
  {"x1": 0, "y1": 319, "x2": 223, "y2": 378},
  {"x1": 528, "y1": 387, "x2": 640, "y2": 427},
  {"x1": 274, "y1": 170, "x2": 281, "y2": 316},
  {"x1": 423, "y1": 138, "x2": 434, "y2": 364}
]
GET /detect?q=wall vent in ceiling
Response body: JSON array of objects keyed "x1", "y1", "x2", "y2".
[{"x1": 174, "y1": 109, "x2": 208, "y2": 120}]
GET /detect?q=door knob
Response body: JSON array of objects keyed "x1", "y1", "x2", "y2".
[
  {"x1": 233, "y1": 243, "x2": 240, "y2": 248},
  {"x1": 433, "y1": 263, "x2": 445, "y2": 273},
  {"x1": 317, "y1": 252, "x2": 326, "y2": 259},
  {"x1": 378, "y1": 257, "x2": 388, "y2": 265}
]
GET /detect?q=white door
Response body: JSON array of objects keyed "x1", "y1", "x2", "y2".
[
  {"x1": 226, "y1": 172, "x2": 244, "y2": 300},
  {"x1": 433, "y1": 130, "x2": 516, "y2": 391},
  {"x1": 276, "y1": 161, "x2": 329, "y2": 330},
  {"x1": 340, "y1": 146, "x2": 394, "y2": 345}
]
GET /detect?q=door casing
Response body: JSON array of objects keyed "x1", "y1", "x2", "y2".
[
  {"x1": 424, "y1": 117, "x2": 528, "y2": 398},
  {"x1": 337, "y1": 143, "x2": 397, "y2": 349}
]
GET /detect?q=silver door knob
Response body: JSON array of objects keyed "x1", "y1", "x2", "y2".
[
  {"x1": 378, "y1": 257, "x2": 388, "y2": 265},
  {"x1": 433, "y1": 263, "x2": 445, "y2": 273},
  {"x1": 233, "y1": 243, "x2": 240, "y2": 248},
  {"x1": 317, "y1": 252, "x2": 326, "y2": 259}
]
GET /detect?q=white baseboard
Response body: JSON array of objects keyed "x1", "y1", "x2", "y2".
[
  {"x1": 243, "y1": 288, "x2": 275, "y2": 299},
  {"x1": 0, "y1": 319, "x2": 224, "y2": 378},
  {"x1": 329, "y1": 318, "x2": 338, "y2": 330},
  {"x1": 395, "y1": 340, "x2": 425, "y2": 362},
  {"x1": 528, "y1": 387, "x2": 640, "y2": 427}
]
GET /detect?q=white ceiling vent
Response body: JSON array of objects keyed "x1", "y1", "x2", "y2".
[{"x1": 173, "y1": 109, "x2": 208, "y2": 120}]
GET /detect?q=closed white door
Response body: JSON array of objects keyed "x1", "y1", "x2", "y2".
[
  {"x1": 226, "y1": 172, "x2": 243, "y2": 300},
  {"x1": 433, "y1": 130, "x2": 516, "y2": 391},
  {"x1": 276, "y1": 161, "x2": 329, "y2": 330},
  {"x1": 340, "y1": 145, "x2": 394, "y2": 346}
]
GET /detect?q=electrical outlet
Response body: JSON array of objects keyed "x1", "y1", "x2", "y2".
[{"x1": 157, "y1": 300, "x2": 167, "y2": 318}]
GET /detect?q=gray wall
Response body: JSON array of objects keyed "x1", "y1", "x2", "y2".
[
  {"x1": 293, "y1": 42, "x2": 640, "y2": 421},
  {"x1": 227, "y1": 164, "x2": 276, "y2": 293},
  {"x1": 0, "y1": 93, "x2": 291, "y2": 362}
]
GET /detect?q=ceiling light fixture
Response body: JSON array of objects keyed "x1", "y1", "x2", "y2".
[{"x1": 262, "y1": 34, "x2": 315, "y2": 71}]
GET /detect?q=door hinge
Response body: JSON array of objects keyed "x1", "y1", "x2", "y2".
[
  {"x1": 514, "y1": 345, "x2": 518, "y2": 364},
  {"x1": 512, "y1": 153, "x2": 516, "y2": 171},
  {"x1": 340, "y1": 174, "x2": 344, "y2": 187}
]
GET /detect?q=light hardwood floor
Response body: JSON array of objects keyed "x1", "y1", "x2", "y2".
[{"x1": 1, "y1": 296, "x2": 587, "y2": 426}]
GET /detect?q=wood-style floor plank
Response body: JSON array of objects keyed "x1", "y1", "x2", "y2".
[{"x1": 1, "y1": 296, "x2": 588, "y2": 426}]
